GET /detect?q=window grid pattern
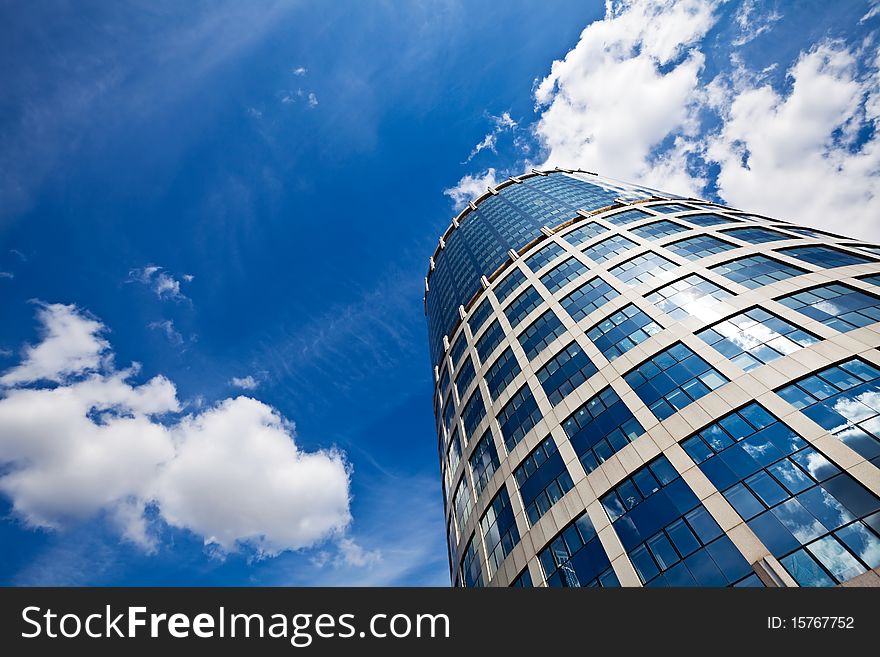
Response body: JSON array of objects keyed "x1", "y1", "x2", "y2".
[
  {"x1": 604, "y1": 208, "x2": 652, "y2": 225},
  {"x1": 562, "y1": 386, "x2": 646, "y2": 474},
  {"x1": 586, "y1": 303, "x2": 664, "y2": 362},
  {"x1": 776, "y1": 359, "x2": 880, "y2": 465},
  {"x1": 560, "y1": 277, "x2": 620, "y2": 322},
  {"x1": 505, "y1": 286, "x2": 544, "y2": 328},
  {"x1": 496, "y1": 385, "x2": 543, "y2": 451},
  {"x1": 540, "y1": 256, "x2": 590, "y2": 293},
  {"x1": 536, "y1": 342, "x2": 598, "y2": 406},
  {"x1": 461, "y1": 389, "x2": 487, "y2": 443},
  {"x1": 610, "y1": 251, "x2": 677, "y2": 286},
  {"x1": 630, "y1": 220, "x2": 689, "y2": 240},
  {"x1": 494, "y1": 267, "x2": 527, "y2": 304},
  {"x1": 469, "y1": 429, "x2": 500, "y2": 496},
  {"x1": 777, "y1": 283, "x2": 880, "y2": 332},
  {"x1": 646, "y1": 274, "x2": 733, "y2": 321},
  {"x1": 722, "y1": 226, "x2": 793, "y2": 244},
  {"x1": 438, "y1": 366, "x2": 450, "y2": 397},
  {"x1": 475, "y1": 319, "x2": 505, "y2": 364},
  {"x1": 449, "y1": 332, "x2": 467, "y2": 367},
  {"x1": 517, "y1": 310, "x2": 566, "y2": 360},
  {"x1": 514, "y1": 436, "x2": 574, "y2": 526},
  {"x1": 624, "y1": 343, "x2": 729, "y2": 421},
  {"x1": 646, "y1": 202, "x2": 697, "y2": 214},
  {"x1": 562, "y1": 221, "x2": 607, "y2": 246},
  {"x1": 861, "y1": 273, "x2": 880, "y2": 288},
  {"x1": 460, "y1": 535, "x2": 483, "y2": 588},
  {"x1": 539, "y1": 512, "x2": 620, "y2": 588},
  {"x1": 697, "y1": 307, "x2": 820, "y2": 373},
  {"x1": 442, "y1": 393, "x2": 456, "y2": 434},
  {"x1": 601, "y1": 455, "x2": 754, "y2": 587},
  {"x1": 681, "y1": 403, "x2": 880, "y2": 587},
  {"x1": 480, "y1": 487, "x2": 521, "y2": 578},
  {"x1": 468, "y1": 298, "x2": 492, "y2": 336},
  {"x1": 484, "y1": 347, "x2": 521, "y2": 401},
  {"x1": 454, "y1": 356, "x2": 476, "y2": 399},
  {"x1": 525, "y1": 241, "x2": 565, "y2": 272},
  {"x1": 510, "y1": 570, "x2": 533, "y2": 587},
  {"x1": 583, "y1": 234, "x2": 639, "y2": 263},
  {"x1": 711, "y1": 255, "x2": 806, "y2": 289},
  {"x1": 779, "y1": 245, "x2": 873, "y2": 269},
  {"x1": 453, "y1": 476, "x2": 473, "y2": 537},
  {"x1": 665, "y1": 234, "x2": 736, "y2": 261},
  {"x1": 444, "y1": 429, "x2": 462, "y2": 499},
  {"x1": 681, "y1": 213, "x2": 740, "y2": 228}
]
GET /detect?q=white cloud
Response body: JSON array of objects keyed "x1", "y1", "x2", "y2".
[
  {"x1": 523, "y1": 0, "x2": 880, "y2": 240},
  {"x1": 0, "y1": 271, "x2": 13, "y2": 279},
  {"x1": 307, "y1": 92, "x2": 319, "y2": 108},
  {"x1": 335, "y1": 537, "x2": 382, "y2": 568},
  {"x1": 732, "y1": 0, "x2": 781, "y2": 46},
  {"x1": 862, "y1": 1, "x2": 880, "y2": 24},
  {"x1": 704, "y1": 40, "x2": 880, "y2": 239},
  {"x1": 533, "y1": 0, "x2": 717, "y2": 196},
  {"x1": 292, "y1": 66, "x2": 307, "y2": 76},
  {"x1": 230, "y1": 375, "x2": 259, "y2": 390},
  {"x1": 148, "y1": 320, "x2": 185, "y2": 347},
  {"x1": 464, "y1": 112, "x2": 518, "y2": 163},
  {"x1": 0, "y1": 303, "x2": 111, "y2": 386},
  {"x1": 0, "y1": 303, "x2": 352, "y2": 557},
  {"x1": 443, "y1": 168, "x2": 501, "y2": 210},
  {"x1": 128, "y1": 265, "x2": 192, "y2": 301}
]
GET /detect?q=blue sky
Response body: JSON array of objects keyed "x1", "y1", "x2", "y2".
[{"x1": 0, "y1": 1, "x2": 878, "y2": 586}]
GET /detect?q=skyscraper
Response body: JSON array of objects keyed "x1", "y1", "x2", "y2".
[{"x1": 425, "y1": 168, "x2": 880, "y2": 588}]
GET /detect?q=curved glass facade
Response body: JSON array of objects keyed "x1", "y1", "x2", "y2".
[{"x1": 426, "y1": 170, "x2": 880, "y2": 588}]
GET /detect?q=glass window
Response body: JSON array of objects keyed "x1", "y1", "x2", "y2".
[
  {"x1": 624, "y1": 343, "x2": 729, "y2": 421},
  {"x1": 603, "y1": 455, "x2": 753, "y2": 586},
  {"x1": 604, "y1": 208, "x2": 652, "y2": 225},
  {"x1": 444, "y1": 428, "x2": 462, "y2": 500},
  {"x1": 468, "y1": 298, "x2": 492, "y2": 336},
  {"x1": 505, "y1": 285, "x2": 545, "y2": 328},
  {"x1": 776, "y1": 358, "x2": 880, "y2": 464},
  {"x1": 536, "y1": 341, "x2": 597, "y2": 405},
  {"x1": 849, "y1": 243, "x2": 880, "y2": 257},
  {"x1": 517, "y1": 309, "x2": 566, "y2": 360},
  {"x1": 860, "y1": 273, "x2": 880, "y2": 288},
  {"x1": 562, "y1": 386, "x2": 645, "y2": 474},
  {"x1": 630, "y1": 219, "x2": 689, "y2": 240},
  {"x1": 721, "y1": 226, "x2": 793, "y2": 244},
  {"x1": 646, "y1": 274, "x2": 733, "y2": 322},
  {"x1": 665, "y1": 234, "x2": 736, "y2": 261},
  {"x1": 475, "y1": 319, "x2": 505, "y2": 364},
  {"x1": 454, "y1": 356, "x2": 476, "y2": 399},
  {"x1": 610, "y1": 251, "x2": 677, "y2": 286},
  {"x1": 540, "y1": 256, "x2": 589, "y2": 293},
  {"x1": 514, "y1": 436, "x2": 574, "y2": 525},
  {"x1": 460, "y1": 534, "x2": 483, "y2": 587},
  {"x1": 583, "y1": 234, "x2": 639, "y2": 263},
  {"x1": 710, "y1": 254, "x2": 806, "y2": 289},
  {"x1": 449, "y1": 331, "x2": 467, "y2": 367},
  {"x1": 496, "y1": 385, "x2": 543, "y2": 451},
  {"x1": 525, "y1": 241, "x2": 565, "y2": 272},
  {"x1": 461, "y1": 389, "x2": 487, "y2": 443},
  {"x1": 453, "y1": 476, "x2": 473, "y2": 537},
  {"x1": 480, "y1": 487, "x2": 521, "y2": 578},
  {"x1": 778, "y1": 245, "x2": 873, "y2": 269},
  {"x1": 560, "y1": 277, "x2": 620, "y2": 322},
  {"x1": 562, "y1": 221, "x2": 607, "y2": 247},
  {"x1": 681, "y1": 213, "x2": 741, "y2": 227},
  {"x1": 438, "y1": 364, "x2": 450, "y2": 397},
  {"x1": 539, "y1": 512, "x2": 618, "y2": 587},
  {"x1": 586, "y1": 303, "x2": 664, "y2": 361},
  {"x1": 646, "y1": 202, "x2": 698, "y2": 214},
  {"x1": 510, "y1": 569, "x2": 533, "y2": 587},
  {"x1": 777, "y1": 283, "x2": 880, "y2": 332},
  {"x1": 442, "y1": 391, "x2": 456, "y2": 434},
  {"x1": 494, "y1": 267, "x2": 526, "y2": 304},
  {"x1": 697, "y1": 307, "x2": 820, "y2": 372},
  {"x1": 470, "y1": 430, "x2": 500, "y2": 496},
  {"x1": 683, "y1": 402, "x2": 880, "y2": 586},
  {"x1": 485, "y1": 347, "x2": 521, "y2": 401}
]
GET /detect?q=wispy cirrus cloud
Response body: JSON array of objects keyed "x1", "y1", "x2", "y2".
[{"x1": 128, "y1": 265, "x2": 193, "y2": 302}]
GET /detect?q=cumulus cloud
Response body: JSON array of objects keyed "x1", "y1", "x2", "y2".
[
  {"x1": 230, "y1": 375, "x2": 259, "y2": 390},
  {"x1": 704, "y1": 40, "x2": 880, "y2": 239},
  {"x1": 443, "y1": 167, "x2": 500, "y2": 210},
  {"x1": 533, "y1": 0, "x2": 716, "y2": 195},
  {"x1": 519, "y1": 0, "x2": 880, "y2": 240},
  {"x1": 128, "y1": 265, "x2": 193, "y2": 301},
  {"x1": 0, "y1": 303, "x2": 352, "y2": 556}
]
